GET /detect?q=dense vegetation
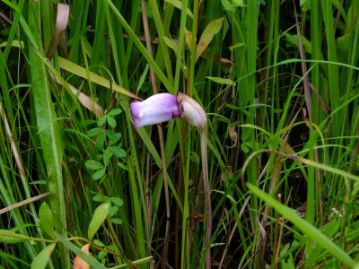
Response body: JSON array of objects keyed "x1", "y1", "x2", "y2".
[{"x1": 0, "y1": 0, "x2": 358, "y2": 268}]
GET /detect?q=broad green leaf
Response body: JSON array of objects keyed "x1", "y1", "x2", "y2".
[
  {"x1": 206, "y1": 76, "x2": 235, "y2": 86},
  {"x1": 97, "y1": 116, "x2": 107, "y2": 126},
  {"x1": 106, "y1": 130, "x2": 122, "y2": 145},
  {"x1": 0, "y1": 230, "x2": 26, "y2": 244},
  {"x1": 196, "y1": 17, "x2": 224, "y2": 61},
  {"x1": 103, "y1": 149, "x2": 114, "y2": 165},
  {"x1": 92, "y1": 168, "x2": 106, "y2": 181},
  {"x1": 88, "y1": 203, "x2": 109, "y2": 241},
  {"x1": 247, "y1": 183, "x2": 357, "y2": 268},
  {"x1": 96, "y1": 132, "x2": 106, "y2": 148},
  {"x1": 92, "y1": 193, "x2": 106, "y2": 202},
  {"x1": 109, "y1": 146, "x2": 127, "y2": 158},
  {"x1": 107, "y1": 116, "x2": 117, "y2": 128},
  {"x1": 39, "y1": 203, "x2": 55, "y2": 238},
  {"x1": 93, "y1": 239, "x2": 105, "y2": 248},
  {"x1": 109, "y1": 205, "x2": 119, "y2": 217},
  {"x1": 110, "y1": 197, "x2": 124, "y2": 207},
  {"x1": 111, "y1": 218, "x2": 122, "y2": 225},
  {"x1": 30, "y1": 244, "x2": 56, "y2": 269},
  {"x1": 108, "y1": 108, "x2": 122, "y2": 116},
  {"x1": 87, "y1": 127, "x2": 103, "y2": 137},
  {"x1": 85, "y1": 160, "x2": 104, "y2": 170}
]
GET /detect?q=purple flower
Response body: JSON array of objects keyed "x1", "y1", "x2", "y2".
[{"x1": 130, "y1": 93, "x2": 180, "y2": 128}]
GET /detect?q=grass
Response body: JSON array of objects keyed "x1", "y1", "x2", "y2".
[{"x1": 0, "y1": 0, "x2": 359, "y2": 268}]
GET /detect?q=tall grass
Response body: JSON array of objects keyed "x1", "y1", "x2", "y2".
[{"x1": 0, "y1": 0, "x2": 358, "y2": 268}]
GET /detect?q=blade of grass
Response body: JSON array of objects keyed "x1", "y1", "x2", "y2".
[
  {"x1": 27, "y1": 1, "x2": 69, "y2": 268},
  {"x1": 55, "y1": 234, "x2": 107, "y2": 269},
  {"x1": 57, "y1": 57, "x2": 139, "y2": 99},
  {"x1": 106, "y1": 0, "x2": 173, "y2": 92},
  {"x1": 247, "y1": 183, "x2": 357, "y2": 268}
]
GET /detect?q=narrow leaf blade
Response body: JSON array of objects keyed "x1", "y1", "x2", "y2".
[
  {"x1": 31, "y1": 244, "x2": 56, "y2": 269},
  {"x1": 196, "y1": 17, "x2": 224, "y2": 61},
  {"x1": 247, "y1": 183, "x2": 357, "y2": 268},
  {"x1": 206, "y1": 76, "x2": 235, "y2": 86},
  {"x1": 0, "y1": 230, "x2": 26, "y2": 244}
]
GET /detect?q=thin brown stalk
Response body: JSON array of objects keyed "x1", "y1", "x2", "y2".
[
  {"x1": 294, "y1": 2, "x2": 323, "y2": 222},
  {"x1": 255, "y1": 110, "x2": 299, "y2": 267},
  {"x1": 53, "y1": 76, "x2": 104, "y2": 118},
  {"x1": 219, "y1": 197, "x2": 249, "y2": 268},
  {"x1": 0, "y1": 11, "x2": 12, "y2": 25},
  {"x1": 293, "y1": 3, "x2": 312, "y2": 120},
  {"x1": 140, "y1": 1, "x2": 171, "y2": 267},
  {"x1": 273, "y1": 193, "x2": 283, "y2": 269},
  {"x1": 0, "y1": 102, "x2": 26, "y2": 179},
  {"x1": 0, "y1": 192, "x2": 50, "y2": 215},
  {"x1": 145, "y1": 153, "x2": 153, "y2": 255}
]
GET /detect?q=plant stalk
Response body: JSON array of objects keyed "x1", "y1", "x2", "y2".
[{"x1": 200, "y1": 130, "x2": 212, "y2": 269}]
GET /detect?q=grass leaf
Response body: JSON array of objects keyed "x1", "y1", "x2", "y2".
[
  {"x1": 0, "y1": 230, "x2": 26, "y2": 244},
  {"x1": 247, "y1": 183, "x2": 357, "y2": 267},
  {"x1": 56, "y1": 233, "x2": 107, "y2": 269}
]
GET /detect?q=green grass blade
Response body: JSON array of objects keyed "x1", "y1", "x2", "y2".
[
  {"x1": 55, "y1": 234, "x2": 107, "y2": 269},
  {"x1": 247, "y1": 183, "x2": 357, "y2": 268},
  {"x1": 106, "y1": 0, "x2": 173, "y2": 92},
  {"x1": 27, "y1": 1, "x2": 69, "y2": 268}
]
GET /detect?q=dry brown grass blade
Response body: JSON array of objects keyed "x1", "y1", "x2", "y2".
[
  {"x1": 54, "y1": 75, "x2": 104, "y2": 118},
  {"x1": 0, "y1": 102, "x2": 26, "y2": 179},
  {"x1": 0, "y1": 193, "x2": 50, "y2": 215},
  {"x1": 44, "y1": 3, "x2": 103, "y2": 117}
]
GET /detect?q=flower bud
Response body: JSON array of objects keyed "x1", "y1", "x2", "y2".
[
  {"x1": 73, "y1": 244, "x2": 90, "y2": 269},
  {"x1": 177, "y1": 92, "x2": 207, "y2": 131},
  {"x1": 56, "y1": 4, "x2": 70, "y2": 34},
  {"x1": 130, "y1": 93, "x2": 180, "y2": 128}
]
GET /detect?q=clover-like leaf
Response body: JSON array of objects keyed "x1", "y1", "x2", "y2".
[{"x1": 88, "y1": 203, "x2": 110, "y2": 241}]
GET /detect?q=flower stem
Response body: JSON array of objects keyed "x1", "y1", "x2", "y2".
[{"x1": 200, "y1": 130, "x2": 212, "y2": 269}]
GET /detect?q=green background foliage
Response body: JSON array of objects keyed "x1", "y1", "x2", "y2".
[{"x1": 0, "y1": 0, "x2": 358, "y2": 268}]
